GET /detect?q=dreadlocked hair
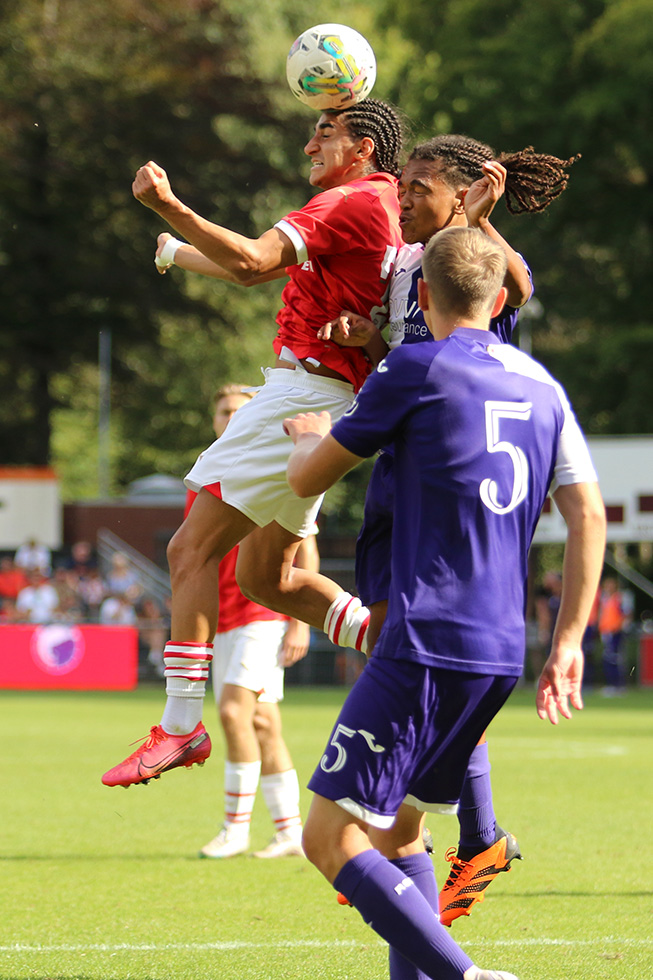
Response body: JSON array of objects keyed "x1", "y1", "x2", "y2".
[
  {"x1": 334, "y1": 98, "x2": 404, "y2": 177},
  {"x1": 409, "y1": 134, "x2": 580, "y2": 214}
]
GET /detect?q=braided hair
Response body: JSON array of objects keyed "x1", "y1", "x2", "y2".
[
  {"x1": 334, "y1": 98, "x2": 404, "y2": 178},
  {"x1": 409, "y1": 134, "x2": 579, "y2": 214}
]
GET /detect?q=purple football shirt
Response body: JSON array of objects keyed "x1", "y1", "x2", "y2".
[{"x1": 332, "y1": 328, "x2": 595, "y2": 676}]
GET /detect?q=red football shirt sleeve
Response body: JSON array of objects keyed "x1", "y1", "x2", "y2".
[{"x1": 278, "y1": 186, "x2": 364, "y2": 260}]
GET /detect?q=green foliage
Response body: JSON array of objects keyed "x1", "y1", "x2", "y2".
[
  {"x1": 541, "y1": 324, "x2": 653, "y2": 434},
  {"x1": 0, "y1": 0, "x2": 311, "y2": 476},
  {"x1": 2, "y1": 0, "x2": 652, "y2": 518},
  {"x1": 378, "y1": 0, "x2": 653, "y2": 413}
]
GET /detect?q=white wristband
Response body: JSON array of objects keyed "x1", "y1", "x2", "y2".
[{"x1": 155, "y1": 237, "x2": 184, "y2": 269}]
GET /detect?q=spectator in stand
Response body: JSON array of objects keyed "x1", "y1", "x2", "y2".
[
  {"x1": 104, "y1": 552, "x2": 142, "y2": 600},
  {"x1": 66, "y1": 540, "x2": 97, "y2": 580},
  {"x1": 598, "y1": 576, "x2": 633, "y2": 697},
  {"x1": 136, "y1": 596, "x2": 170, "y2": 678},
  {"x1": 51, "y1": 565, "x2": 85, "y2": 622},
  {"x1": 0, "y1": 597, "x2": 19, "y2": 623},
  {"x1": 16, "y1": 569, "x2": 60, "y2": 623},
  {"x1": 77, "y1": 566, "x2": 106, "y2": 622},
  {"x1": 99, "y1": 590, "x2": 139, "y2": 626},
  {"x1": 0, "y1": 556, "x2": 29, "y2": 603},
  {"x1": 14, "y1": 538, "x2": 52, "y2": 576}
]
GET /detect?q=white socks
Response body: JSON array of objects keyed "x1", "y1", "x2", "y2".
[
  {"x1": 224, "y1": 760, "x2": 261, "y2": 838},
  {"x1": 160, "y1": 641, "x2": 213, "y2": 735},
  {"x1": 222, "y1": 765, "x2": 303, "y2": 840},
  {"x1": 324, "y1": 592, "x2": 370, "y2": 654},
  {"x1": 261, "y1": 770, "x2": 302, "y2": 837}
]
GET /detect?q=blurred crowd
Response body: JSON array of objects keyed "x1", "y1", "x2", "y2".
[
  {"x1": 1, "y1": 539, "x2": 646, "y2": 693},
  {"x1": 528, "y1": 569, "x2": 636, "y2": 697},
  {"x1": 0, "y1": 538, "x2": 170, "y2": 678}
]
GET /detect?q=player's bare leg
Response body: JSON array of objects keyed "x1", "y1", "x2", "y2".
[
  {"x1": 236, "y1": 522, "x2": 338, "y2": 623},
  {"x1": 199, "y1": 683, "x2": 260, "y2": 858},
  {"x1": 219, "y1": 683, "x2": 261, "y2": 762},
  {"x1": 237, "y1": 522, "x2": 370, "y2": 651},
  {"x1": 102, "y1": 491, "x2": 255, "y2": 788},
  {"x1": 251, "y1": 702, "x2": 304, "y2": 858},
  {"x1": 168, "y1": 489, "x2": 256, "y2": 641},
  {"x1": 103, "y1": 500, "x2": 368, "y2": 788},
  {"x1": 369, "y1": 803, "x2": 425, "y2": 859},
  {"x1": 254, "y1": 702, "x2": 293, "y2": 775}
]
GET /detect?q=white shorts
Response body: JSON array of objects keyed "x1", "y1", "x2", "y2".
[
  {"x1": 211, "y1": 619, "x2": 288, "y2": 704},
  {"x1": 185, "y1": 367, "x2": 355, "y2": 537}
]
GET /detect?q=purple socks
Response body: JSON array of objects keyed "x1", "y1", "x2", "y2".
[
  {"x1": 457, "y1": 741, "x2": 496, "y2": 857},
  {"x1": 334, "y1": 849, "x2": 472, "y2": 980}
]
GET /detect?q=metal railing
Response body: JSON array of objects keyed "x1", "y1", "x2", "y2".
[
  {"x1": 97, "y1": 528, "x2": 171, "y2": 607},
  {"x1": 603, "y1": 549, "x2": 653, "y2": 601}
]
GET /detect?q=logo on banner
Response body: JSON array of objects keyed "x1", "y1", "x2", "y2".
[{"x1": 31, "y1": 625, "x2": 85, "y2": 675}]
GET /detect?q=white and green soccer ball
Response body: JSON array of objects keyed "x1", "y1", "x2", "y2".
[{"x1": 286, "y1": 23, "x2": 377, "y2": 111}]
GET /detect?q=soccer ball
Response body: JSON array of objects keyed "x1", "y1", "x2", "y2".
[{"x1": 286, "y1": 23, "x2": 376, "y2": 111}]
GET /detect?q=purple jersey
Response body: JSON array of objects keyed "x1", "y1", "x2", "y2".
[
  {"x1": 387, "y1": 242, "x2": 531, "y2": 350},
  {"x1": 333, "y1": 328, "x2": 596, "y2": 676}
]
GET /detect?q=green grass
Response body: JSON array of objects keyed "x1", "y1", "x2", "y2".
[{"x1": 1, "y1": 684, "x2": 652, "y2": 980}]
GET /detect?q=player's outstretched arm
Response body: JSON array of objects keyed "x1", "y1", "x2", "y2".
[
  {"x1": 464, "y1": 161, "x2": 532, "y2": 309},
  {"x1": 536, "y1": 481, "x2": 606, "y2": 724},
  {"x1": 284, "y1": 412, "x2": 363, "y2": 498},
  {"x1": 133, "y1": 161, "x2": 296, "y2": 282},
  {"x1": 154, "y1": 233, "x2": 288, "y2": 286},
  {"x1": 155, "y1": 233, "x2": 236, "y2": 280}
]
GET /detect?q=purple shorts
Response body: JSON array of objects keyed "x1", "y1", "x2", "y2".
[
  {"x1": 355, "y1": 452, "x2": 395, "y2": 606},
  {"x1": 308, "y1": 656, "x2": 516, "y2": 829}
]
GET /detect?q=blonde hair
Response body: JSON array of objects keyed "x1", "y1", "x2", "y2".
[
  {"x1": 212, "y1": 383, "x2": 254, "y2": 409},
  {"x1": 421, "y1": 227, "x2": 507, "y2": 319}
]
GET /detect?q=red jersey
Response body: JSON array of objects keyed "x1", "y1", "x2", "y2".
[
  {"x1": 217, "y1": 545, "x2": 286, "y2": 634},
  {"x1": 273, "y1": 172, "x2": 402, "y2": 391}
]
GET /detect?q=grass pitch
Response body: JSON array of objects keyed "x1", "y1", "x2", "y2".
[{"x1": 1, "y1": 683, "x2": 652, "y2": 980}]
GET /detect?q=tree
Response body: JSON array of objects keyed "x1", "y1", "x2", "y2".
[
  {"x1": 0, "y1": 0, "x2": 311, "y2": 477},
  {"x1": 377, "y1": 0, "x2": 653, "y2": 433}
]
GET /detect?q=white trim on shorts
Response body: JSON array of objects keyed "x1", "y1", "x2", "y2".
[
  {"x1": 333, "y1": 795, "x2": 457, "y2": 830},
  {"x1": 185, "y1": 366, "x2": 355, "y2": 537},
  {"x1": 403, "y1": 795, "x2": 459, "y2": 816},
  {"x1": 211, "y1": 619, "x2": 288, "y2": 704},
  {"x1": 335, "y1": 797, "x2": 397, "y2": 830}
]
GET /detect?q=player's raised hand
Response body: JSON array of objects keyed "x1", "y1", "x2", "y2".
[
  {"x1": 283, "y1": 411, "x2": 332, "y2": 443},
  {"x1": 318, "y1": 311, "x2": 376, "y2": 347},
  {"x1": 463, "y1": 160, "x2": 507, "y2": 227},
  {"x1": 536, "y1": 643, "x2": 584, "y2": 725},
  {"x1": 132, "y1": 161, "x2": 176, "y2": 212}
]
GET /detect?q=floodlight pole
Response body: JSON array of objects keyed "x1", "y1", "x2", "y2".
[
  {"x1": 517, "y1": 296, "x2": 544, "y2": 355},
  {"x1": 98, "y1": 328, "x2": 112, "y2": 498}
]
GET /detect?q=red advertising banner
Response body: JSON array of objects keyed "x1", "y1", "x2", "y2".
[
  {"x1": 0, "y1": 624, "x2": 138, "y2": 690},
  {"x1": 640, "y1": 635, "x2": 653, "y2": 687}
]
